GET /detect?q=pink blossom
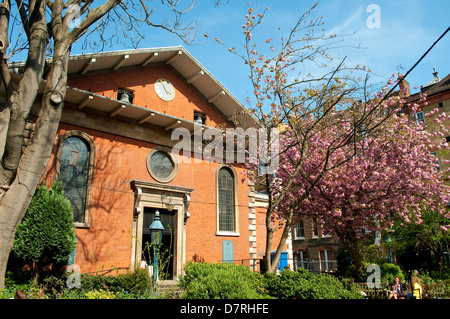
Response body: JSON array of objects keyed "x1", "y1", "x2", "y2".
[{"x1": 255, "y1": 107, "x2": 450, "y2": 243}]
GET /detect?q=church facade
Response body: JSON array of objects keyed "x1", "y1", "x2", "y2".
[{"x1": 11, "y1": 47, "x2": 290, "y2": 280}]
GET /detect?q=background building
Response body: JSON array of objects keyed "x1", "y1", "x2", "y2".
[
  {"x1": 291, "y1": 69, "x2": 450, "y2": 274},
  {"x1": 292, "y1": 218, "x2": 340, "y2": 274},
  {"x1": 400, "y1": 68, "x2": 450, "y2": 179}
]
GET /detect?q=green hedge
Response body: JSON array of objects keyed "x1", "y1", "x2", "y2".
[
  {"x1": 180, "y1": 263, "x2": 363, "y2": 299},
  {"x1": 57, "y1": 268, "x2": 154, "y2": 298},
  {"x1": 179, "y1": 262, "x2": 269, "y2": 299},
  {"x1": 3, "y1": 263, "x2": 373, "y2": 299},
  {"x1": 1, "y1": 268, "x2": 156, "y2": 299},
  {"x1": 263, "y1": 268, "x2": 363, "y2": 299}
]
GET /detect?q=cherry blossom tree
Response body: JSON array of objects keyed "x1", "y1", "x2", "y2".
[
  {"x1": 209, "y1": 2, "x2": 410, "y2": 273},
  {"x1": 209, "y1": 2, "x2": 449, "y2": 276},
  {"x1": 275, "y1": 109, "x2": 450, "y2": 280}
]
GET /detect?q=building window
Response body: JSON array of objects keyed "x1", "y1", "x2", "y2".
[
  {"x1": 312, "y1": 218, "x2": 319, "y2": 238},
  {"x1": 415, "y1": 111, "x2": 425, "y2": 126},
  {"x1": 56, "y1": 131, "x2": 95, "y2": 227},
  {"x1": 431, "y1": 152, "x2": 441, "y2": 171},
  {"x1": 217, "y1": 166, "x2": 237, "y2": 234},
  {"x1": 322, "y1": 225, "x2": 331, "y2": 238},
  {"x1": 146, "y1": 147, "x2": 178, "y2": 183},
  {"x1": 319, "y1": 249, "x2": 335, "y2": 272},
  {"x1": 295, "y1": 220, "x2": 305, "y2": 239},
  {"x1": 294, "y1": 250, "x2": 308, "y2": 270}
]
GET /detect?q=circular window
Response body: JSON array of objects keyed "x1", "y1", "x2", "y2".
[{"x1": 146, "y1": 147, "x2": 178, "y2": 183}]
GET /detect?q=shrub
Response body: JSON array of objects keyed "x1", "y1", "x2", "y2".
[
  {"x1": 262, "y1": 268, "x2": 311, "y2": 298},
  {"x1": 106, "y1": 268, "x2": 152, "y2": 295},
  {"x1": 12, "y1": 181, "x2": 76, "y2": 282},
  {"x1": 180, "y1": 263, "x2": 362, "y2": 299},
  {"x1": 58, "y1": 268, "x2": 153, "y2": 297},
  {"x1": 2, "y1": 266, "x2": 156, "y2": 299},
  {"x1": 263, "y1": 268, "x2": 363, "y2": 299},
  {"x1": 179, "y1": 262, "x2": 270, "y2": 299},
  {"x1": 380, "y1": 263, "x2": 404, "y2": 285},
  {"x1": 344, "y1": 261, "x2": 404, "y2": 286},
  {"x1": 344, "y1": 261, "x2": 370, "y2": 282},
  {"x1": 85, "y1": 289, "x2": 117, "y2": 299}
]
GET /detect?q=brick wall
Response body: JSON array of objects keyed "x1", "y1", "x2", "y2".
[
  {"x1": 414, "y1": 91, "x2": 450, "y2": 177},
  {"x1": 67, "y1": 65, "x2": 228, "y2": 127},
  {"x1": 43, "y1": 120, "x2": 257, "y2": 273},
  {"x1": 42, "y1": 64, "x2": 257, "y2": 273},
  {"x1": 25, "y1": 58, "x2": 299, "y2": 275}
]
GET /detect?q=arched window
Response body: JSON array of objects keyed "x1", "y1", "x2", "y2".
[
  {"x1": 217, "y1": 166, "x2": 237, "y2": 233},
  {"x1": 56, "y1": 131, "x2": 95, "y2": 227}
]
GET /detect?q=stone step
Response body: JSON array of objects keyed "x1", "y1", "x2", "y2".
[{"x1": 156, "y1": 281, "x2": 185, "y2": 298}]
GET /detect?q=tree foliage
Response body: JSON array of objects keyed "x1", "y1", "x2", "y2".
[
  {"x1": 13, "y1": 180, "x2": 76, "y2": 281},
  {"x1": 263, "y1": 268, "x2": 362, "y2": 299},
  {"x1": 389, "y1": 207, "x2": 450, "y2": 274},
  {"x1": 208, "y1": 1, "x2": 416, "y2": 273},
  {"x1": 208, "y1": 2, "x2": 450, "y2": 277},
  {"x1": 273, "y1": 107, "x2": 449, "y2": 280}
]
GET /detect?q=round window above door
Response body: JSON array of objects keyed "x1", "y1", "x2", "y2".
[{"x1": 146, "y1": 147, "x2": 178, "y2": 183}]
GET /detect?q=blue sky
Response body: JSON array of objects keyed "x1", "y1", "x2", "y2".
[
  {"x1": 51, "y1": 1, "x2": 450, "y2": 104},
  {"x1": 102, "y1": 0, "x2": 448, "y2": 105}
]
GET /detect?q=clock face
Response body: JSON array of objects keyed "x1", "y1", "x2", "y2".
[{"x1": 155, "y1": 78, "x2": 175, "y2": 101}]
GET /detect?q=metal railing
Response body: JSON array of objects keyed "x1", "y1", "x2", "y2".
[{"x1": 293, "y1": 258, "x2": 339, "y2": 274}]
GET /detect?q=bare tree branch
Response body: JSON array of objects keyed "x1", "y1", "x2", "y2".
[{"x1": 69, "y1": 0, "x2": 119, "y2": 42}]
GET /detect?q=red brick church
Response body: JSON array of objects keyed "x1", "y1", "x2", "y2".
[{"x1": 10, "y1": 47, "x2": 292, "y2": 280}]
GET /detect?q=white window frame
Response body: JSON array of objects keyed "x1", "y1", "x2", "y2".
[
  {"x1": 319, "y1": 249, "x2": 333, "y2": 272},
  {"x1": 415, "y1": 111, "x2": 425, "y2": 126},
  {"x1": 215, "y1": 164, "x2": 239, "y2": 236},
  {"x1": 312, "y1": 218, "x2": 319, "y2": 239},
  {"x1": 295, "y1": 220, "x2": 305, "y2": 239},
  {"x1": 295, "y1": 250, "x2": 307, "y2": 269}
]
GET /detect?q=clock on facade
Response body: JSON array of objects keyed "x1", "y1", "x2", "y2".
[{"x1": 154, "y1": 78, "x2": 175, "y2": 101}]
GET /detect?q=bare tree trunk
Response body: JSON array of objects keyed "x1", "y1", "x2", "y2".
[
  {"x1": 352, "y1": 243, "x2": 363, "y2": 283},
  {"x1": 0, "y1": 0, "x2": 50, "y2": 289},
  {"x1": 0, "y1": 0, "x2": 125, "y2": 290},
  {"x1": 263, "y1": 203, "x2": 295, "y2": 273},
  {"x1": 341, "y1": 235, "x2": 363, "y2": 282},
  {"x1": 0, "y1": 41, "x2": 70, "y2": 289},
  {"x1": 263, "y1": 210, "x2": 274, "y2": 272},
  {"x1": 270, "y1": 206, "x2": 294, "y2": 273},
  {"x1": 0, "y1": 0, "x2": 196, "y2": 290}
]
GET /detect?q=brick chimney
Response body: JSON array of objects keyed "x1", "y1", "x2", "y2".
[{"x1": 398, "y1": 73, "x2": 410, "y2": 98}]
